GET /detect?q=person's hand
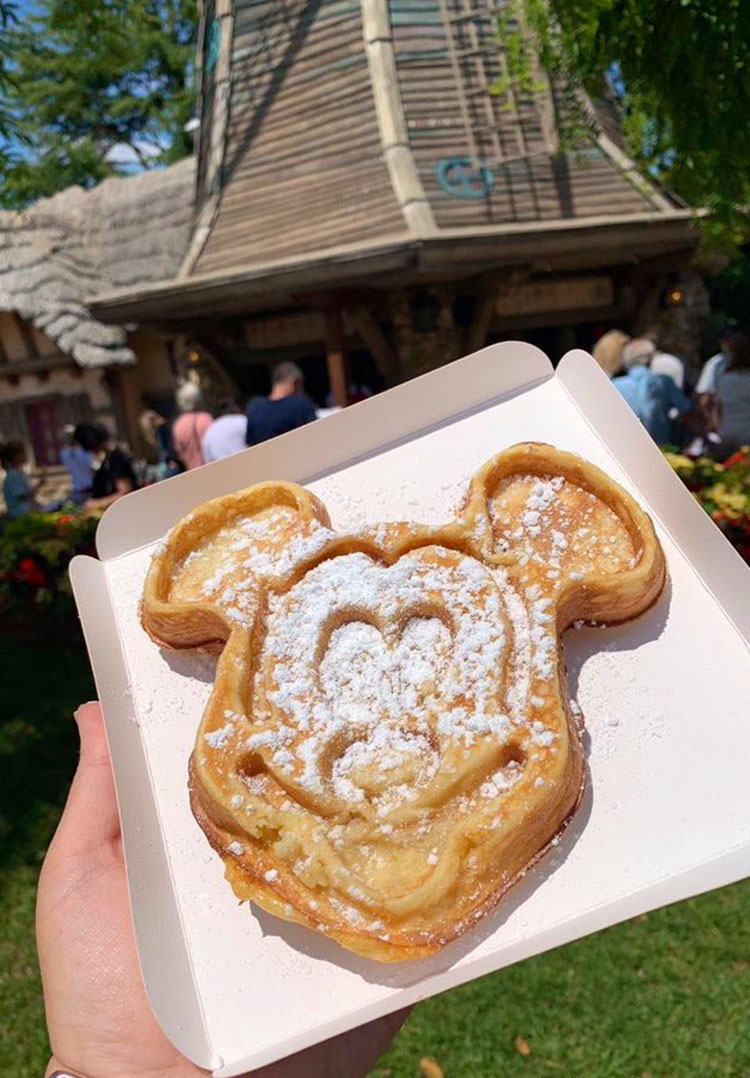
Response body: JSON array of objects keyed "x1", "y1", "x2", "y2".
[{"x1": 37, "y1": 702, "x2": 408, "y2": 1078}]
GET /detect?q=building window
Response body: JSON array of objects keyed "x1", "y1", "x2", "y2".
[{"x1": 24, "y1": 399, "x2": 64, "y2": 467}]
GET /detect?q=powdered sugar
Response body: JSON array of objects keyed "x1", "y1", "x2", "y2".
[
  {"x1": 173, "y1": 509, "x2": 339, "y2": 629},
  {"x1": 141, "y1": 457, "x2": 636, "y2": 929},
  {"x1": 204, "y1": 722, "x2": 235, "y2": 749},
  {"x1": 258, "y1": 549, "x2": 512, "y2": 809},
  {"x1": 241, "y1": 517, "x2": 337, "y2": 580},
  {"x1": 525, "y1": 478, "x2": 561, "y2": 512},
  {"x1": 493, "y1": 473, "x2": 634, "y2": 585}
]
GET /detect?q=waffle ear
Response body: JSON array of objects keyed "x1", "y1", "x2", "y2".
[
  {"x1": 141, "y1": 482, "x2": 334, "y2": 649},
  {"x1": 463, "y1": 443, "x2": 665, "y2": 627}
]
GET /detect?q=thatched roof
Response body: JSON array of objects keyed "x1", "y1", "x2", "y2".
[{"x1": 0, "y1": 157, "x2": 194, "y2": 367}]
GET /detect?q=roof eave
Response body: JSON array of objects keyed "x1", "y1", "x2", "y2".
[
  {"x1": 90, "y1": 236, "x2": 419, "y2": 322},
  {"x1": 89, "y1": 210, "x2": 700, "y2": 324}
]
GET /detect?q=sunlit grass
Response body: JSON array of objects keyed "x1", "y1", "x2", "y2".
[{"x1": 1, "y1": 639, "x2": 748, "y2": 1078}]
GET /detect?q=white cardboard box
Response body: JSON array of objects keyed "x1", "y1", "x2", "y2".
[{"x1": 70, "y1": 343, "x2": 750, "y2": 1076}]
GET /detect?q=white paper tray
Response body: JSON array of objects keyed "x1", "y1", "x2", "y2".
[{"x1": 71, "y1": 343, "x2": 750, "y2": 1076}]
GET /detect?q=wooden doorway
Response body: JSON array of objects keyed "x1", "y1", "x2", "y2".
[{"x1": 24, "y1": 399, "x2": 64, "y2": 466}]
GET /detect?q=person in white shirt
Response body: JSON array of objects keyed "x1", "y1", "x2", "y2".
[
  {"x1": 650, "y1": 349, "x2": 686, "y2": 389},
  {"x1": 715, "y1": 329, "x2": 750, "y2": 455},
  {"x1": 201, "y1": 399, "x2": 248, "y2": 463},
  {"x1": 696, "y1": 326, "x2": 740, "y2": 394}
]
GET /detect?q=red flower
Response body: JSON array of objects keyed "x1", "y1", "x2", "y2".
[
  {"x1": 724, "y1": 450, "x2": 750, "y2": 468},
  {"x1": 18, "y1": 557, "x2": 48, "y2": 588},
  {"x1": 57, "y1": 514, "x2": 75, "y2": 527}
]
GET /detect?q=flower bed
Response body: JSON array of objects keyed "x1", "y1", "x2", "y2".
[
  {"x1": 0, "y1": 512, "x2": 99, "y2": 646},
  {"x1": 664, "y1": 448, "x2": 750, "y2": 564}
]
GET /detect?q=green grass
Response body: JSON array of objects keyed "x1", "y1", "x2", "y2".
[
  {"x1": 372, "y1": 883, "x2": 750, "y2": 1077},
  {"x1": 1, "y1": 638, "x2": 749, "y2": 1078},
  {"x1": 0, "y1": 637, "x2": 94, "y2": 1078}
]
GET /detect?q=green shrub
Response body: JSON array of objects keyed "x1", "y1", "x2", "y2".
[{"x1": 0, "y1": 511, "x2": 99, "y2": 613}]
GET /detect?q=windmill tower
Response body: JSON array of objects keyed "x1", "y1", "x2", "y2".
[
  {"x1": 95, "y1": 1, "x2": 696, "y2": 397},
  {"x1": 185, "y1": 0, "x2": 678, "y2": 275}
]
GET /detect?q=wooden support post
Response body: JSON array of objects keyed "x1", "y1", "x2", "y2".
[
  {"x1": 352, "y1": 305, "x2": 397, "y2": 376},
  {"x1": 13, "y1": 312, "x2": 39, "y2": 360},
  {"x1": 104, "y1": 368, "x2": 132, "y2": 447},
  {"x1": 324, "y1": 309, "x2": 349, "y2": 408},
  {"x1": 467, "y1": 291, "x2": 496, "y2": 354}
]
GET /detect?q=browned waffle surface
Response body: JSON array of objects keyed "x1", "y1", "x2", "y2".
[{"x1": 141, "y1": 443, "x2": 665, "y2": 961}]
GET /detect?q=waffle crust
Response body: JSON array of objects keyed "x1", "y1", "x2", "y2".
[{"x1": 141, "y1": 443, "x2": 665, "y2": 961}]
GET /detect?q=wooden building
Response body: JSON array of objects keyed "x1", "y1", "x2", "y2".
[
  {"x1": 88, "y1": 0, "x2": 701, "y2": 404},
  {"x1": 1, "y1": 0, "x2": 704, "y2": 472}
]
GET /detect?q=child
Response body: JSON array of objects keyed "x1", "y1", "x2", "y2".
[
  {"x1": 1, "y1": 441, "x2": 43, "y2": 519},
  {"x1": 61, "y1": 425, "x2": 94, "y2": 505},
  {"x1": 74, "y1": 424, "x2": 138, "y2": 509}
]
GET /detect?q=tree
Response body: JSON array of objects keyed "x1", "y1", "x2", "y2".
[
  {"x1": 0, "y1": 0, "x2": 17, "y2": 136},
  {"x1": 0, "y1": 0, "x2": 197, "y2": 209},
  {"x1": 499, "y1": 0, "x2": 750, "y2": 248}
]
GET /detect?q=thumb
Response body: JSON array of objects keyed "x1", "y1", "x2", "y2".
[{"x1": 50, "y1": 701, "x2": 121, "y2": 858}]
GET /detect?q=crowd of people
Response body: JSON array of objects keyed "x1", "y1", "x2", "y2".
[
  {"x1": 1, "y1": 361, "x2": 318, "y2": 520},
  {"x1": 595, "y1": 325, "x2": 750, "y2": 457},
  {"x1": 4, "y1": 337, "x2": 750, "y2": 523},
  {"x1": 1, "y1": 420, "x2": 141, "y2": 520},
  {"x1": 147, "y1": 360, "x2": 317, "y2": 479}
]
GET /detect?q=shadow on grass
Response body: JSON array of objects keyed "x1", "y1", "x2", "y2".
[{"x1": 0, "y1": 637, "x2": 94, "y2": 891}]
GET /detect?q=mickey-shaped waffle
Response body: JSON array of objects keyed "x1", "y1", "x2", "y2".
[{"x1": 141, "y1": 443, "x2": 665, "y2": 962}]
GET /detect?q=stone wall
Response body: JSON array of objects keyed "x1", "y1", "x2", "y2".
[
  {"x1": 390, "y1": 270, "x2": 713, "y2": 384},
  {"x1": 634, "y1": 270, "x2": 711, "y2": 379},
  {"x1": 389, "y1": 286, "x2": 466, "y2": 380}
]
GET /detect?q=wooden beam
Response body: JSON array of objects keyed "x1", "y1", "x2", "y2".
[
  {"x1": 352, "y1": 305, "x2": 397, "y2": 375},
  {"x1": 0, "y1": 353, "x2": 76, "y2": 377},
  {"x1": 436, "y1": 0, "x2": 481, "y2": 165},
  {"x1": 573, "y1": 88, "x2": 675, "y2": 213},
  {"x1": 362, "y1": 0, "x2": 437, "y2": 238},
  {"x1": 177, "y1": 2, "x2": 234, "y2": 276},
  {"x1": 467, "y1": 291, "x2": 498, "y2": 354},
  {"x1": 324, "y1": 309, "x2": 349, "y2": 408},
  {"x1": 13, "y1": 312, "x2": 39, "y2": 360}
]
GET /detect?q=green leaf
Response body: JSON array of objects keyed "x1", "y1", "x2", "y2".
[
  {"x1": 497, "y1": 0, "x2": 750, "y2": 251},
  {"x1": 0, "y1": 0, "x2": 197, "y2": 207}
]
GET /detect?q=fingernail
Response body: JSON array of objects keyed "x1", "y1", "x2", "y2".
[{"x1": 73, "y1": 702, "x2": 97, "y2": 723}]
